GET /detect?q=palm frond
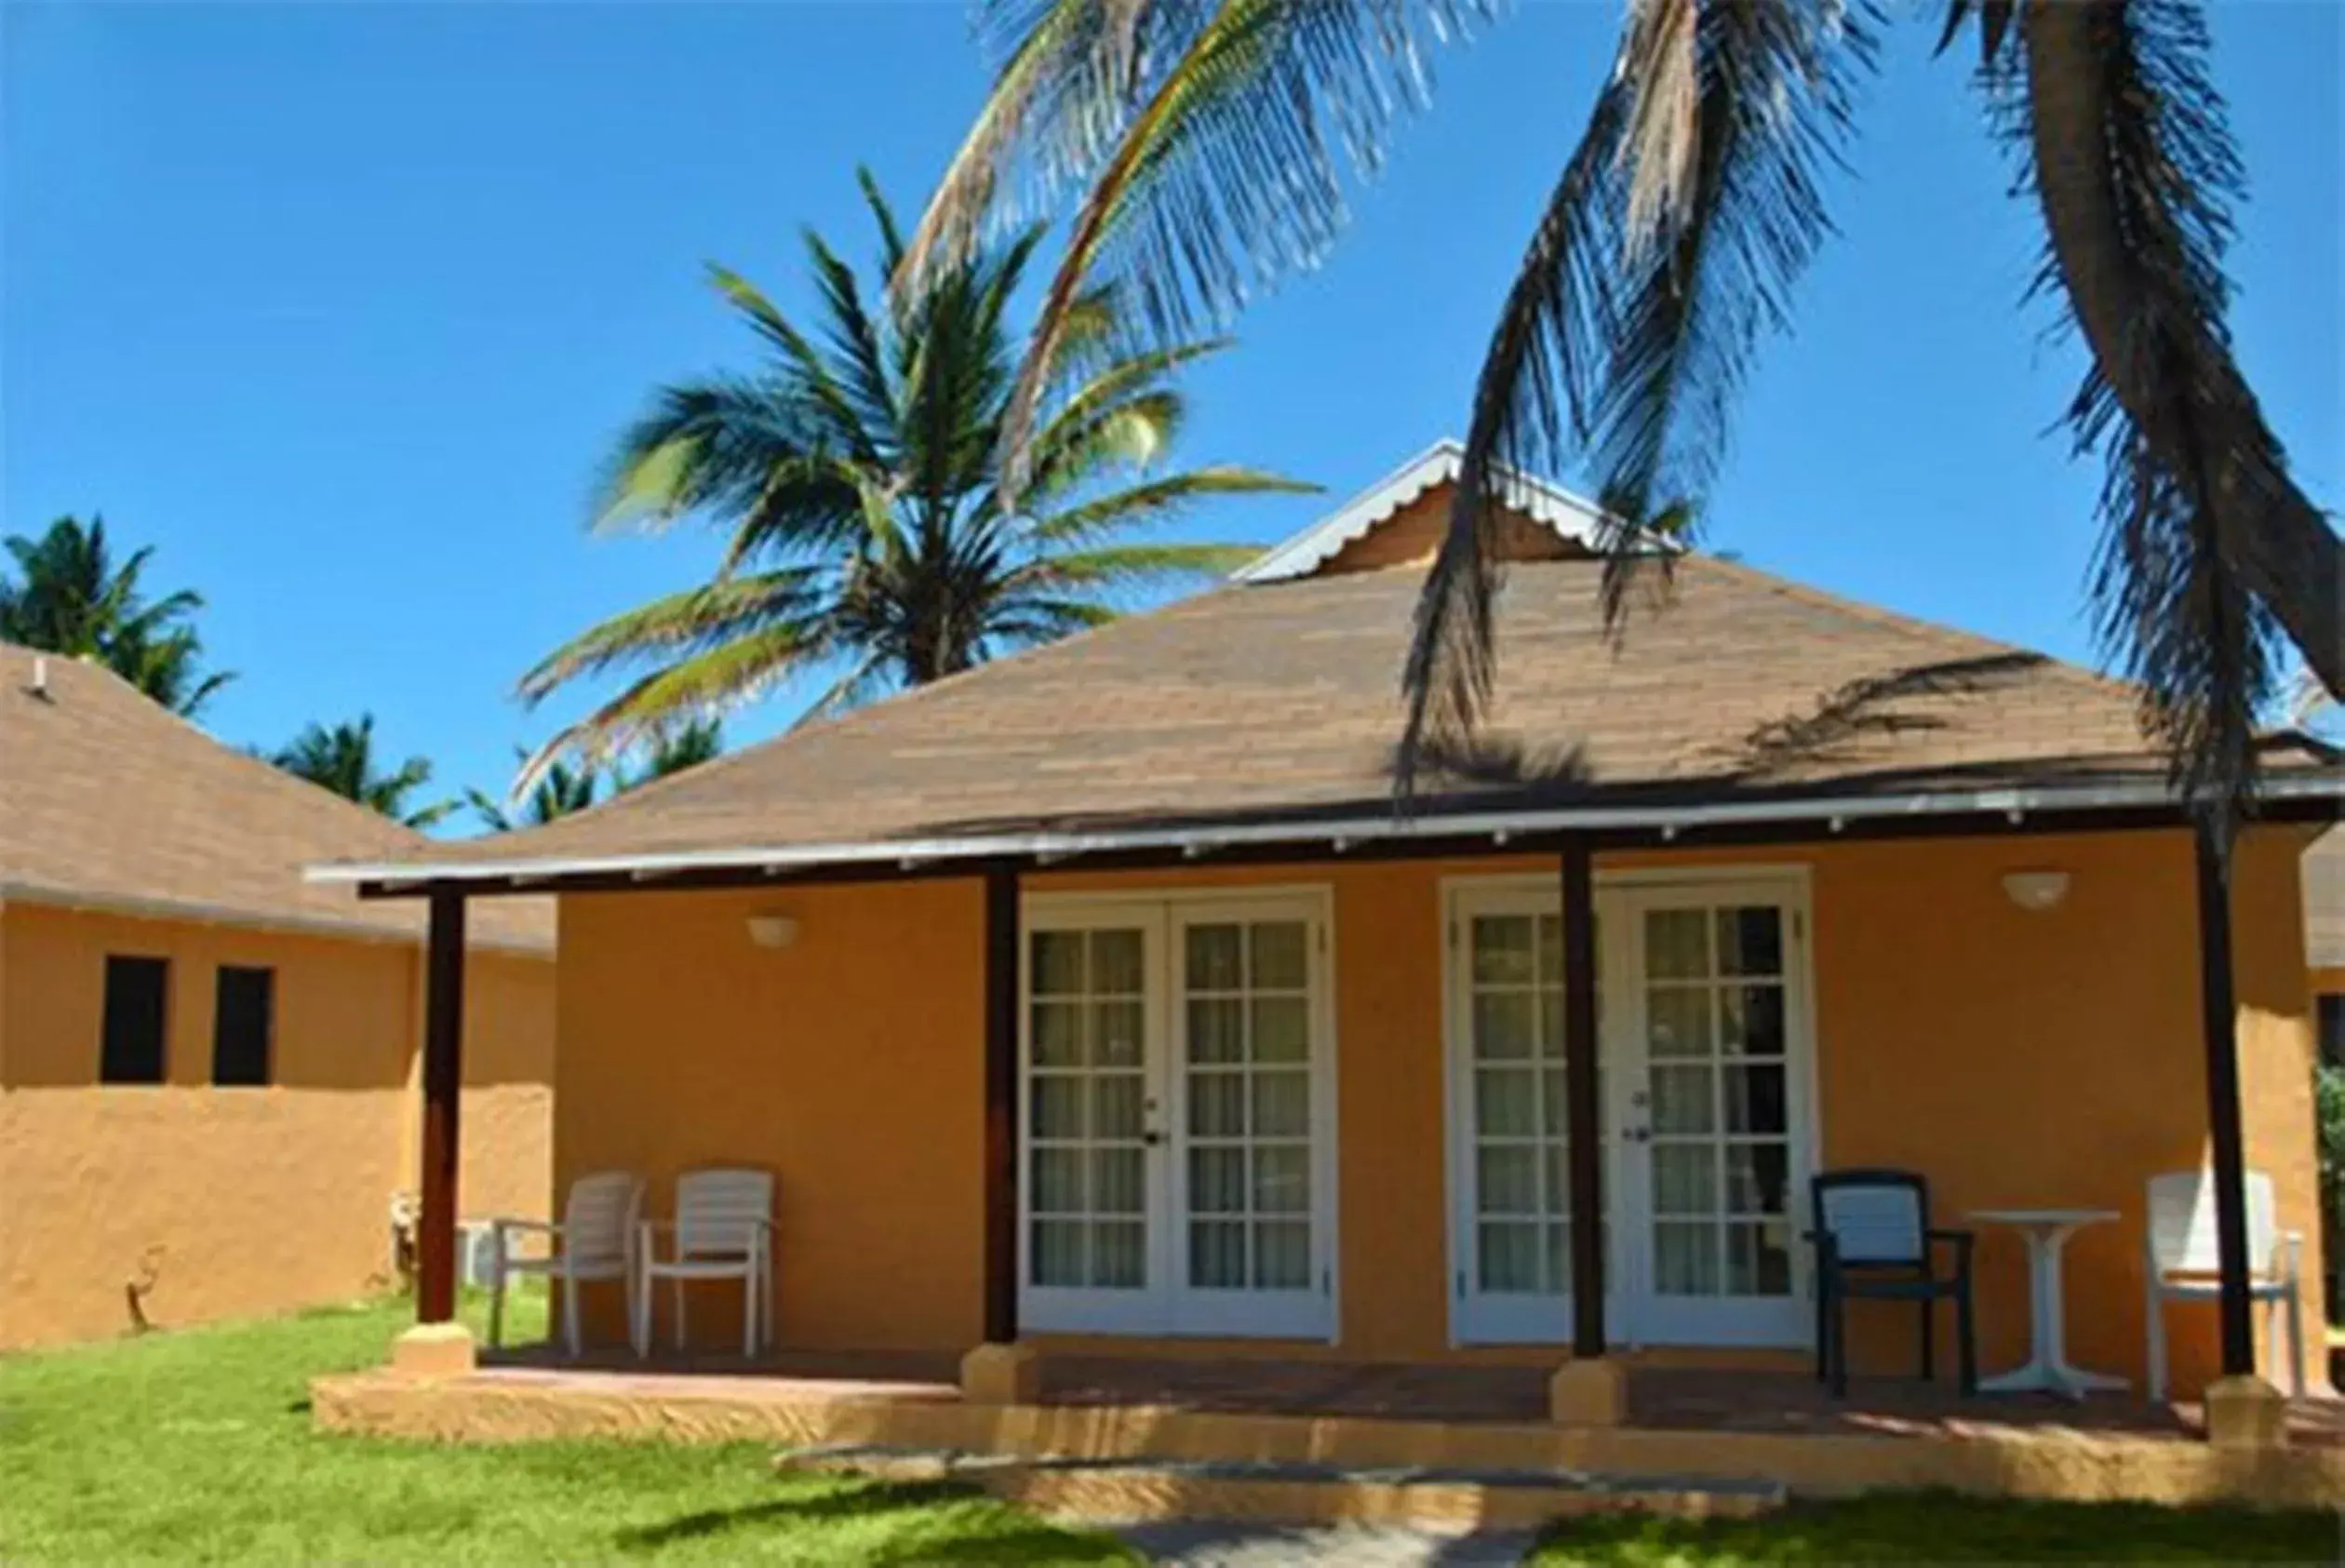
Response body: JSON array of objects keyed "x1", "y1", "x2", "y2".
[
  {"x1": 1008, "y1": 540, "x2": 1260, "y2": 595},
  {"x1": 520, "y1": 623, "x2": 830, "y2": 784},
  {"x1": 1997, "y1": 0, "x2": 2339, "y2": 828},
  {"x1": 1399, "y1": 0, "x2": 1878, "y2": 799},
  {"x1": 899, "y1": 0, "x2": 1207, "y2": 297},
  {"x1": 992, "y1": 0, "x2": 1486, "y2": 490},
  {"x1": 516, "y1": 570, "x2": 830, "y2": 704},
  {"x1": 1030, "y1": 464, "x2": 1319, "y2": 546}
]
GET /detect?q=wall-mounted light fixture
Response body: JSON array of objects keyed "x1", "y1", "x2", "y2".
[
  {"x1": 2001, "y1": 869, "x2": 2071, "y2": 913},
  {"x1": 746, "y1": 913, "x2": 801, "y2": 949}
]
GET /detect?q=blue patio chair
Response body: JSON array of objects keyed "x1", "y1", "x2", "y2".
[{"x1": 1808, "y1": 1168, "x2": 1976, "y2": 1398}]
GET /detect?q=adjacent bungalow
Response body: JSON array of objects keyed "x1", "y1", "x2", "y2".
[
  {"x1": 316, "y1": 445, "x2": 2341, "y2": 1485},
  {"x1": 0, "y1": 643, "x2": 555, "y2": 1348}
]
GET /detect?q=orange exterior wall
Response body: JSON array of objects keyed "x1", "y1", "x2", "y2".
[
  {"x1": 549, "y1": 827, "x2": 2324, "y2": 1396},
  {"x1": 0, "y1": 903, "x2": 554, "y2": 1350}
]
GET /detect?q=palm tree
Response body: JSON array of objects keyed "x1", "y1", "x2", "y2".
[
  {"x1": 0, "y1": 516, "x2": 234, "y2": 717},
  {"x1": 516, "y1": 171, "x2": 1315, "y2": 780},
  {"x1": 904, "y1": 0, "x2": 2338, "y2": 829},
  {"x1": 624, "y1": 717, "x2": 724, "y2": 789},
  {"x1": 467, "y1": 753, "x2": 601, "y2": 834},
  {"x1": 271, "y1": 716, "x2": 455, "y2": 829}
]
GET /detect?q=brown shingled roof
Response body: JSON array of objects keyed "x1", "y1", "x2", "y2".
[
  {"x1": 1, "y1": 643, "x2": 549, "y2": 950},
  {"x1": 333, "y1": 482, "x2": 2338, "y2": 880}
]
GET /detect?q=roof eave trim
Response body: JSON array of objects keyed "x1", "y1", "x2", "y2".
[
  {"x1": 0, "y1": 880, "x2": 555, "y2": 955},
  {"x1": 1232, "y1": 438, "x2": 1621, "y2": 584},
  {"x1": 306, "y1": 771, "x2": 2345, "y2": 891}
]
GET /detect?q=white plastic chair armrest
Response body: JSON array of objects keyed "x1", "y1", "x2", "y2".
[{"x1": 490, "y1": 1216, "x2": 561, "y2": 1261}]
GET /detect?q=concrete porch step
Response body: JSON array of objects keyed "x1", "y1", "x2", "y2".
[{"x1": 774, "y1": 1442, "x2": 1786, "y2": 1531}]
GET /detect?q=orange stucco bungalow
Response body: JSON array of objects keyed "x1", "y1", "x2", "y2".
[
  {"x1": 0, "y1": 644, "x2": 555, "y2": 1349},
  {"x1": 316, "y1": 445, "x2": 2341, "y2": 1489}
]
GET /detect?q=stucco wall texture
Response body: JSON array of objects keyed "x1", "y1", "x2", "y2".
[
  {"x1": 552, "y1": 827, "x2": 2325, "y2": 1399},
  {"x1": 0, "y1": 903, "x2": 554, "y2": 1350}
]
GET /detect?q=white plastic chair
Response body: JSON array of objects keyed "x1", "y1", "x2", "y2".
[
  {"x1": 2144, "y1": 1169, "x2": 2305, "y2": 1400},
  {"x1": 632, "y1": 1168, "x2": 775, "y2": 1359},
  {"x1": 488, "y1": 1170, "x2": 645, "y2": 1358}
]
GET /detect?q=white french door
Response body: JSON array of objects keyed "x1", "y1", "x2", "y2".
[
  {"x1": 1446, "y1": 874, "x2": 1814, "y2": 1348},
  {"x1": 1020, "y1": 892, "x2": 1335, "y2": 1340}
]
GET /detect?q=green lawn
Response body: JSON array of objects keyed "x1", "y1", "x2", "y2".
[
  {"x1": 1, "y1": 1299, "x2": 2336, "y2": 1565},
  {"x1": 0, "y1": 1292, "x2": 1128, "y2": 1564},
  {"x1": 1532, "y1": 1492, "x2": 2339, "y2": 1564}
]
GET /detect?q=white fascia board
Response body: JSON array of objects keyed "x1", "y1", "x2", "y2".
[{"x1": 305, "y1": 771, "x2": 2344, "y2": 891}]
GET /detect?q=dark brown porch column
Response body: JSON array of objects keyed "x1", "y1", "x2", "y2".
[
  {"x1": 2191, "y1": 823, "x2": 2256, "y2": 1377},
  {"x1": 1560, "y1": 839, "x2": 1605, "y2": 1356},
  {"x1": 417, "y1": 889, "x2": 467, "y2": 1326},
  {"x1": 982, "y1": 864, "x2": 1020, "y2": 1345}
]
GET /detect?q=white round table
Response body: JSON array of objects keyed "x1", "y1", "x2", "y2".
[{"x1": 1969, "y1": 1209, "x2": 2130, "y2": 1400}]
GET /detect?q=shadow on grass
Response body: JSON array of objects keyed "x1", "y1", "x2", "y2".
[{"x1": 615, "y1": 1480, "x2": 1127, "y2": 1563}]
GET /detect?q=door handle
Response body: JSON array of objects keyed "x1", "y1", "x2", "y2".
[
  {"x1": 1624, "y1": 1126, "x2": 1652, "y2": 1144},
  {"x1": 1142, "y1": 1131, "x2": 1164, "y2": 1146}
]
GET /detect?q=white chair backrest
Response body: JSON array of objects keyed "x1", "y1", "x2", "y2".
[
  {"x1": 2147, "y1": 1169, "x2": 2276, "y2": 1275},
  {"x1": 676, "y1": 1168, "x2": 773, "y2": 1258},
  {"x1": 1819, "y1": 1183, "x2": 1923, "y2": 1264},
  {"x1": 563, "y1": 1171, "x2": 644, "y2": 1266}
]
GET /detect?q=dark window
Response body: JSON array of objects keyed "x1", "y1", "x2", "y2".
[
  {"x1": 2320, "y1": 995, "x2": 2344, "y2": 1070},
  {"x1": 212, "y1": 966, "x2": 275, "y2": 1087},
  {"x1": 100, "y1": 957, "x2": 169, "y2": 1084}
]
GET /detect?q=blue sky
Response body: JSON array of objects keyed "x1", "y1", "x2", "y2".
[{"x1": 6, "y1": 2, "x2": 2337, "y2": 822}]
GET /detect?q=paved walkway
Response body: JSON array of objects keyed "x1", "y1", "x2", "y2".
[{"x1": 1109, "y1": 1521, "x2": 1538, "y2": 1565}]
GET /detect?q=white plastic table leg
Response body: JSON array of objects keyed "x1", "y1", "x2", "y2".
[{"x1": 1980, "y1": 1220, "x2": 2129, "y2": 1399}]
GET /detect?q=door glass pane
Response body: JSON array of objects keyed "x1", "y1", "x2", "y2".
[
  {"x1": 1093, "y1": 1221, "x2": 1146, "y2": 1287},
  {"x1": 1093, "y1": 1074, "x2": 1145, "y2": 1139},
  {"x1": 1641, "y1": 902, "x2": 1794, "y2": 1302},
  {"x1": 1479, "y1": 1221, "x2": 1543, "y2": 1293},
  {"x1": 1180, "y1": 918, "x2": 1318, "y2": 1296},
  {"x1": 1092, "y1": 1148, "x2": 1145, "y2": 1214},
  {"x1": 1655, "y1": 1220, "x2": 1721, "y2": 1295},
  {"x1": 1251, "y1": 1071, "x2": 1309, "y2": 1137},
  {"x1": 1092, "y1": 929, "x2": 1145, "y2": 993},
  {"x1": 1466, "y1": 906, "x2": 1597, "y2": 1306},
  {"x1": 1251, "y1": 1146, "x2": 1309, "y2": 1213},
  {"x1": 1645, "y1": 987, "x2": 1713, "y2": 1058},
  {"x1": 1186, "y1": 998, "x2": 1244, "y2": 1064},
  {"x1": 1721, "y1": 986, "x2": 1785, "y2": 1058},
  {"x1": 1646, "y1": 910, "x2": 1710, "y2": 979},
  {"x1": 1186, "y1": 924, "x2": 1243, "y2": 990},
  {"x1": 1473, "y1": 993, "x2": 1536, "y2": 1060},
  {"x1": 1032, "y1": 931, "x2": 1086, "y2": 995},
  {"x1": 1189, "y1": 1146, "x2": 1246, "y2": 1213},
  {"x1": 1188, "y1": 1072, "x2": 1245, "y2": 1137},
  {"x1": 1714, "y1": 908, "x2": 1782, "y2": 976},
  {"x1": 1032, "y1": 1219, "x2": 1085, "y2": 1287},
  {"x1": 1093, "y1": 999, "x2": 1146, "y2": 1065},
  {"x1": 1251, "y1": 924, "x2": 1307, "y2": 989},
  {"x1": 1472, "y1": 916, "x2": 1535, "y2": 984},
  {"x1": 1028, "y1": 925, "x2": 1151, "y2": 1293},
  {"x1": 1251, "y1": 997, "x2": 1309, "y2": 1063},
  {"x1": 1032, "y1": 1001, "x2": 1083, "y2": 1067},
  {"x1": 1254, "y1": 1221, "x2": 1309, "y2": 1289},
  {"x1": 1190, "y1": 1219, "x2": 1246, "y2": 1289}
]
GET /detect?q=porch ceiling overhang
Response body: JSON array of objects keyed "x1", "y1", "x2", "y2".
[{"x1": 311, "y1": 766, "x2": 2344, "y2": 899}]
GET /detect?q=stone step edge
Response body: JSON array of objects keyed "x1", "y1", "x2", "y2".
[{"x1": 774, "y1": 1442, "x2": 1786, "y2": 1527}]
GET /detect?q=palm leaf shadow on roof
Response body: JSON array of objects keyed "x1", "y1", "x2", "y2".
[{"x1": 1727, "y1": 651, "x2": 2054, "y2": 779}]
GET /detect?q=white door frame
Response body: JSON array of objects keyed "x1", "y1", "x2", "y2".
[
  {"x1": 1441, "y1": 867, "x2": 1820, "y2": 1348},
  {"x1": 1019, "y1": 886, "x2": 1340, "y2": 1340}
]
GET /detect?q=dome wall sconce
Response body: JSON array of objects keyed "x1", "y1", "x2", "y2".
[
  {"x1": 746, "y1": 913, "x2": 801, "y2": 949},
  {"x1": 2002, "y1": 869, "x2": 2071, "y2": 913}
]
